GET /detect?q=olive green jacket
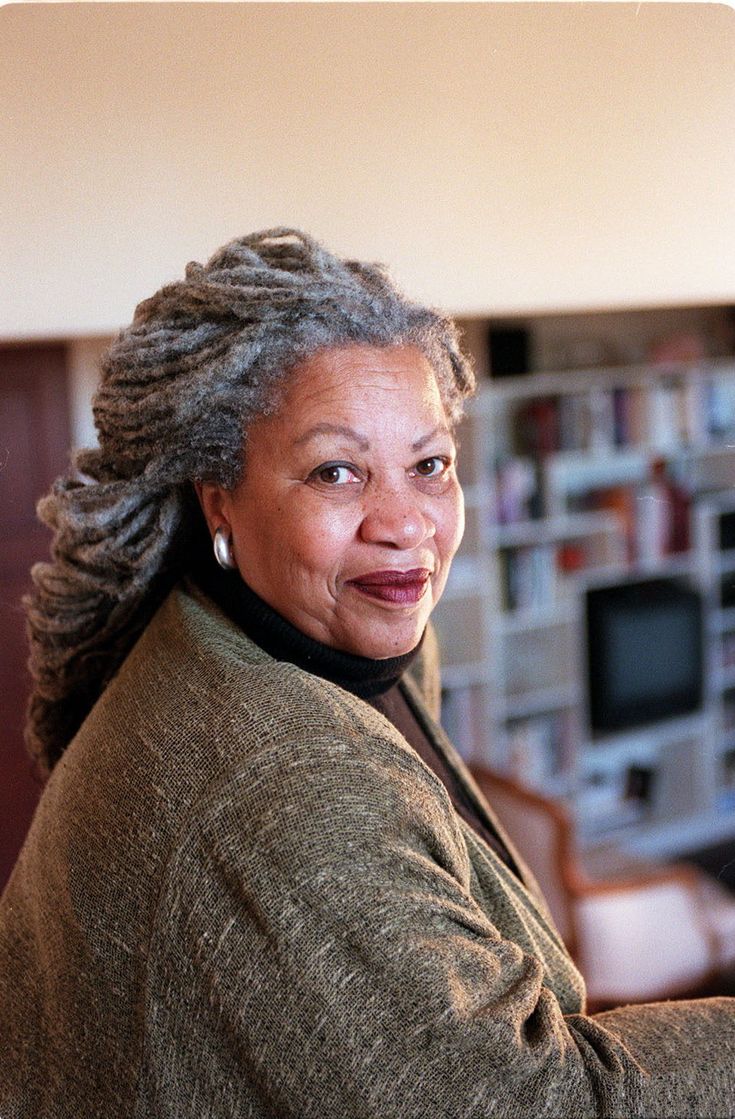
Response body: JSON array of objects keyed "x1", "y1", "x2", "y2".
[{"x1": 1, "y1": 584, "x2": 734, "y2": 1117}]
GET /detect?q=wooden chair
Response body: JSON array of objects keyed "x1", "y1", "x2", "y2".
[{"x1": 471, "y1": 766, "x2": 735, "y2": 1008}]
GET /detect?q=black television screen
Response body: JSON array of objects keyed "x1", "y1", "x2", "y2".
[{"x1": 586, "y1": 577, "x2": 703, "y2": 735}]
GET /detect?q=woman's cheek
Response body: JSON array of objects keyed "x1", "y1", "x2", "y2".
[
  {"x1": 437, "y1": 483, "x2": 465, "y2": 562},
  {"x1": 292, "y1": 501, "x2": 360, "y2": 571}
]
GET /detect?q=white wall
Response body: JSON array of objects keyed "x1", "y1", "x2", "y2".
[
  {"x1": 66, "y1": 337, "x2": 109, "y2": 450},
  {"x1": 2, "y1": 3, "x2": 734, "y2": 338}
]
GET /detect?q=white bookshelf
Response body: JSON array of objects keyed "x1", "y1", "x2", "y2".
[{"x1": 434, "y1": 306, "x2": 735, "y2": 859}]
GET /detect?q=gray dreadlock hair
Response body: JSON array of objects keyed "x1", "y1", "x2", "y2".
[{"x1": 25, "y1": 227, "x2": 475, "y2": 774}]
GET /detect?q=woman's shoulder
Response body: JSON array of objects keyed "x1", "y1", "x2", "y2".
[
  {"x1": 40, "y1": 577, "x2": 467, "y2": 936},
  {"x1": 138, "y1": 589, "x2": 474, "y2": 897},
  {"x1": 78, "y1": 581, "x2": 445, "y2": 805},
  {"x1": 36, "y1": 582, "x2": 465, "y2": 924}
]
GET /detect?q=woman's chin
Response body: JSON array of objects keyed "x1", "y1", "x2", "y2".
[
  {"x1": 328, "y1": 584, "x2": 434, "y2": 659},
  {"x1": 337, "y1": 619, "x2": 426, "y2": 660}
]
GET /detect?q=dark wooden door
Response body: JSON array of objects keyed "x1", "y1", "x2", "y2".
[{"x1": 0, "y1": 344, "x2": 70, "y2": 889}]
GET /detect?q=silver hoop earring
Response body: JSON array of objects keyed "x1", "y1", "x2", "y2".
[{"x1": 213, "y1": 526, "x2": 237, "y2": 571}]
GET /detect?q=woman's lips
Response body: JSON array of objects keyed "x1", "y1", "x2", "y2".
[{"x1": 346, "y1": 568, "x2": 431, "y2": 606}]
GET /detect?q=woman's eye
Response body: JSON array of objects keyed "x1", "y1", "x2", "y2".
[
  {"x1": 311, "y1": 462, "x2": 361, "y2": 486},
  {"x1": 413, "y1": 456, "x2": 448, "y2": 478}
]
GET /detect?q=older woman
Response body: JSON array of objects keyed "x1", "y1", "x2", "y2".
[{"x1": 1, "y1": 229, "x2": 733, "y2": 1118}]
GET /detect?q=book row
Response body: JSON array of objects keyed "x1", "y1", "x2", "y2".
[{"x1": 506, "y1": 372, "x2": 735, "y2": 458}]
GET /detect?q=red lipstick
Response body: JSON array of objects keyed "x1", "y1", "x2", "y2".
[{"x1": 347, "y1": 568, "x2": 431, "y2": 606}]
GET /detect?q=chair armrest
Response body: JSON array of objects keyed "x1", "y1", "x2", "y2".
[{"x1": 575, "y1": 874, "x2": 718, "y2": 1004}]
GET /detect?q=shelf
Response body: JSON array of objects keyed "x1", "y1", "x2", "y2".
[
  {"x1": 542, "y1": 772, "x2": 576, "y2": 800},
  {"x1": 681, "y1": 446, "x2": 735, "y2": 493},
  {"x1": 714, "y1": 665, "x2": 735, "y2": 692},
  {"x1": 492, "y1": 511, "x2": 619, "y2": 547},
  {"x1": 501, "y1": 684, "x2": 580, "y2": 721},
  {"x1": 626, "y1": 551, "x2": 700, "y2": 580},
  {"x1": 498, "y1": 602, "x2": 575, "y2": 633},
  {"x1": 476, "y1": 356, "x2": 735, "y2": 403},
  {"x1": 581, "y1": 712, "x2": 707, "y2": 762},
  {"x1": 577, "y1": 799, "x2": 735, "y2": 855},
  {"x1": 715, "y1": 734, "x2": 735, "y2": 756},
  {"x1": 716, "y1": 552, "x2": 735, "y2": 576},
  {"x1": 545, "y1": 447, "x2": 649, "y2": 497},
  {"x1": 576, "y1": 799, "x2": 650, "y2": 843},
  {"x1": 707, "y1": 607, "x2": 735, "y2": 635},
  {"x1": 439, "y1": 662, "x2": 493, "y2": 689},
  {"x1": 685, "y1": 440, "x2": 735, "y2": 458},
  {"x1": 621, "y1": 808, "x2": 735, "y2": 861},
  {"x1": 431, "y1": 314, "x2": 735, "y2": 862}
]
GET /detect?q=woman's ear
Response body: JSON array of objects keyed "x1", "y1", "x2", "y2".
[{"x1": 193, "y1": 481, "x2": 229, "y2": 539}]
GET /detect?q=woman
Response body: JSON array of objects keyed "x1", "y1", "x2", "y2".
[{"x1": 1, "y1": 228, "x2": 733, "y2": 1118}]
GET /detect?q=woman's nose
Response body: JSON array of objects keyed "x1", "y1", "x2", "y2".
[{"x1": 359, "y1": 486, "x2": 435, "y2": 549}]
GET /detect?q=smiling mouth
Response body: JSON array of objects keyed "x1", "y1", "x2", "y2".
[{"x1": 346, "y1": 568, "x2": 431, "y2": 606}]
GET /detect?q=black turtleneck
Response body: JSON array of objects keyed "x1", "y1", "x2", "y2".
[{"x1": 192, "y1": 556, "x2": 517, "y2": 873}]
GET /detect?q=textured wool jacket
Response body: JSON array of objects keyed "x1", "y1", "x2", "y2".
[{"x1": 2, "y1": 583, "x2": 735, "y2": 1118}]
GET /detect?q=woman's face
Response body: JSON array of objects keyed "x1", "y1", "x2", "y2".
[{"x1": 199, "y1": 344, "x2": 464, "y2": 658}]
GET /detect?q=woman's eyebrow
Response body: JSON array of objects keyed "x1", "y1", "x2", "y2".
[
  {"x1": 412, "y1": 424, "x2": 453, "y2": 452},
  {"x1": 293, "y1": 423, "x2": 370, "y2": 450},
  {"x1": 294, "y1": 422, "x2": 453, "y2": 453}
]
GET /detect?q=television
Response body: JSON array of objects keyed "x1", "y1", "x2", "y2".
[{"x1": 585, "y1": 577, "x2": 704, "y2": 735}]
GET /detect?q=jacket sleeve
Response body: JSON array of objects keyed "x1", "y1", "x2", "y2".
[{"x1": 142, "y1": 714, "x2": 735, "y2": 1119}]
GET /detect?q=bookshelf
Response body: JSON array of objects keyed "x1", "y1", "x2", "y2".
[{"x1": 434, "y1": 306, "x2": 735, "y2": 860}]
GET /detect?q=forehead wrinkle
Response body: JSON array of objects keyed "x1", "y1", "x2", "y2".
[{"x1": 293, "y1": 422, "x2": 370, "y2": 451}]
